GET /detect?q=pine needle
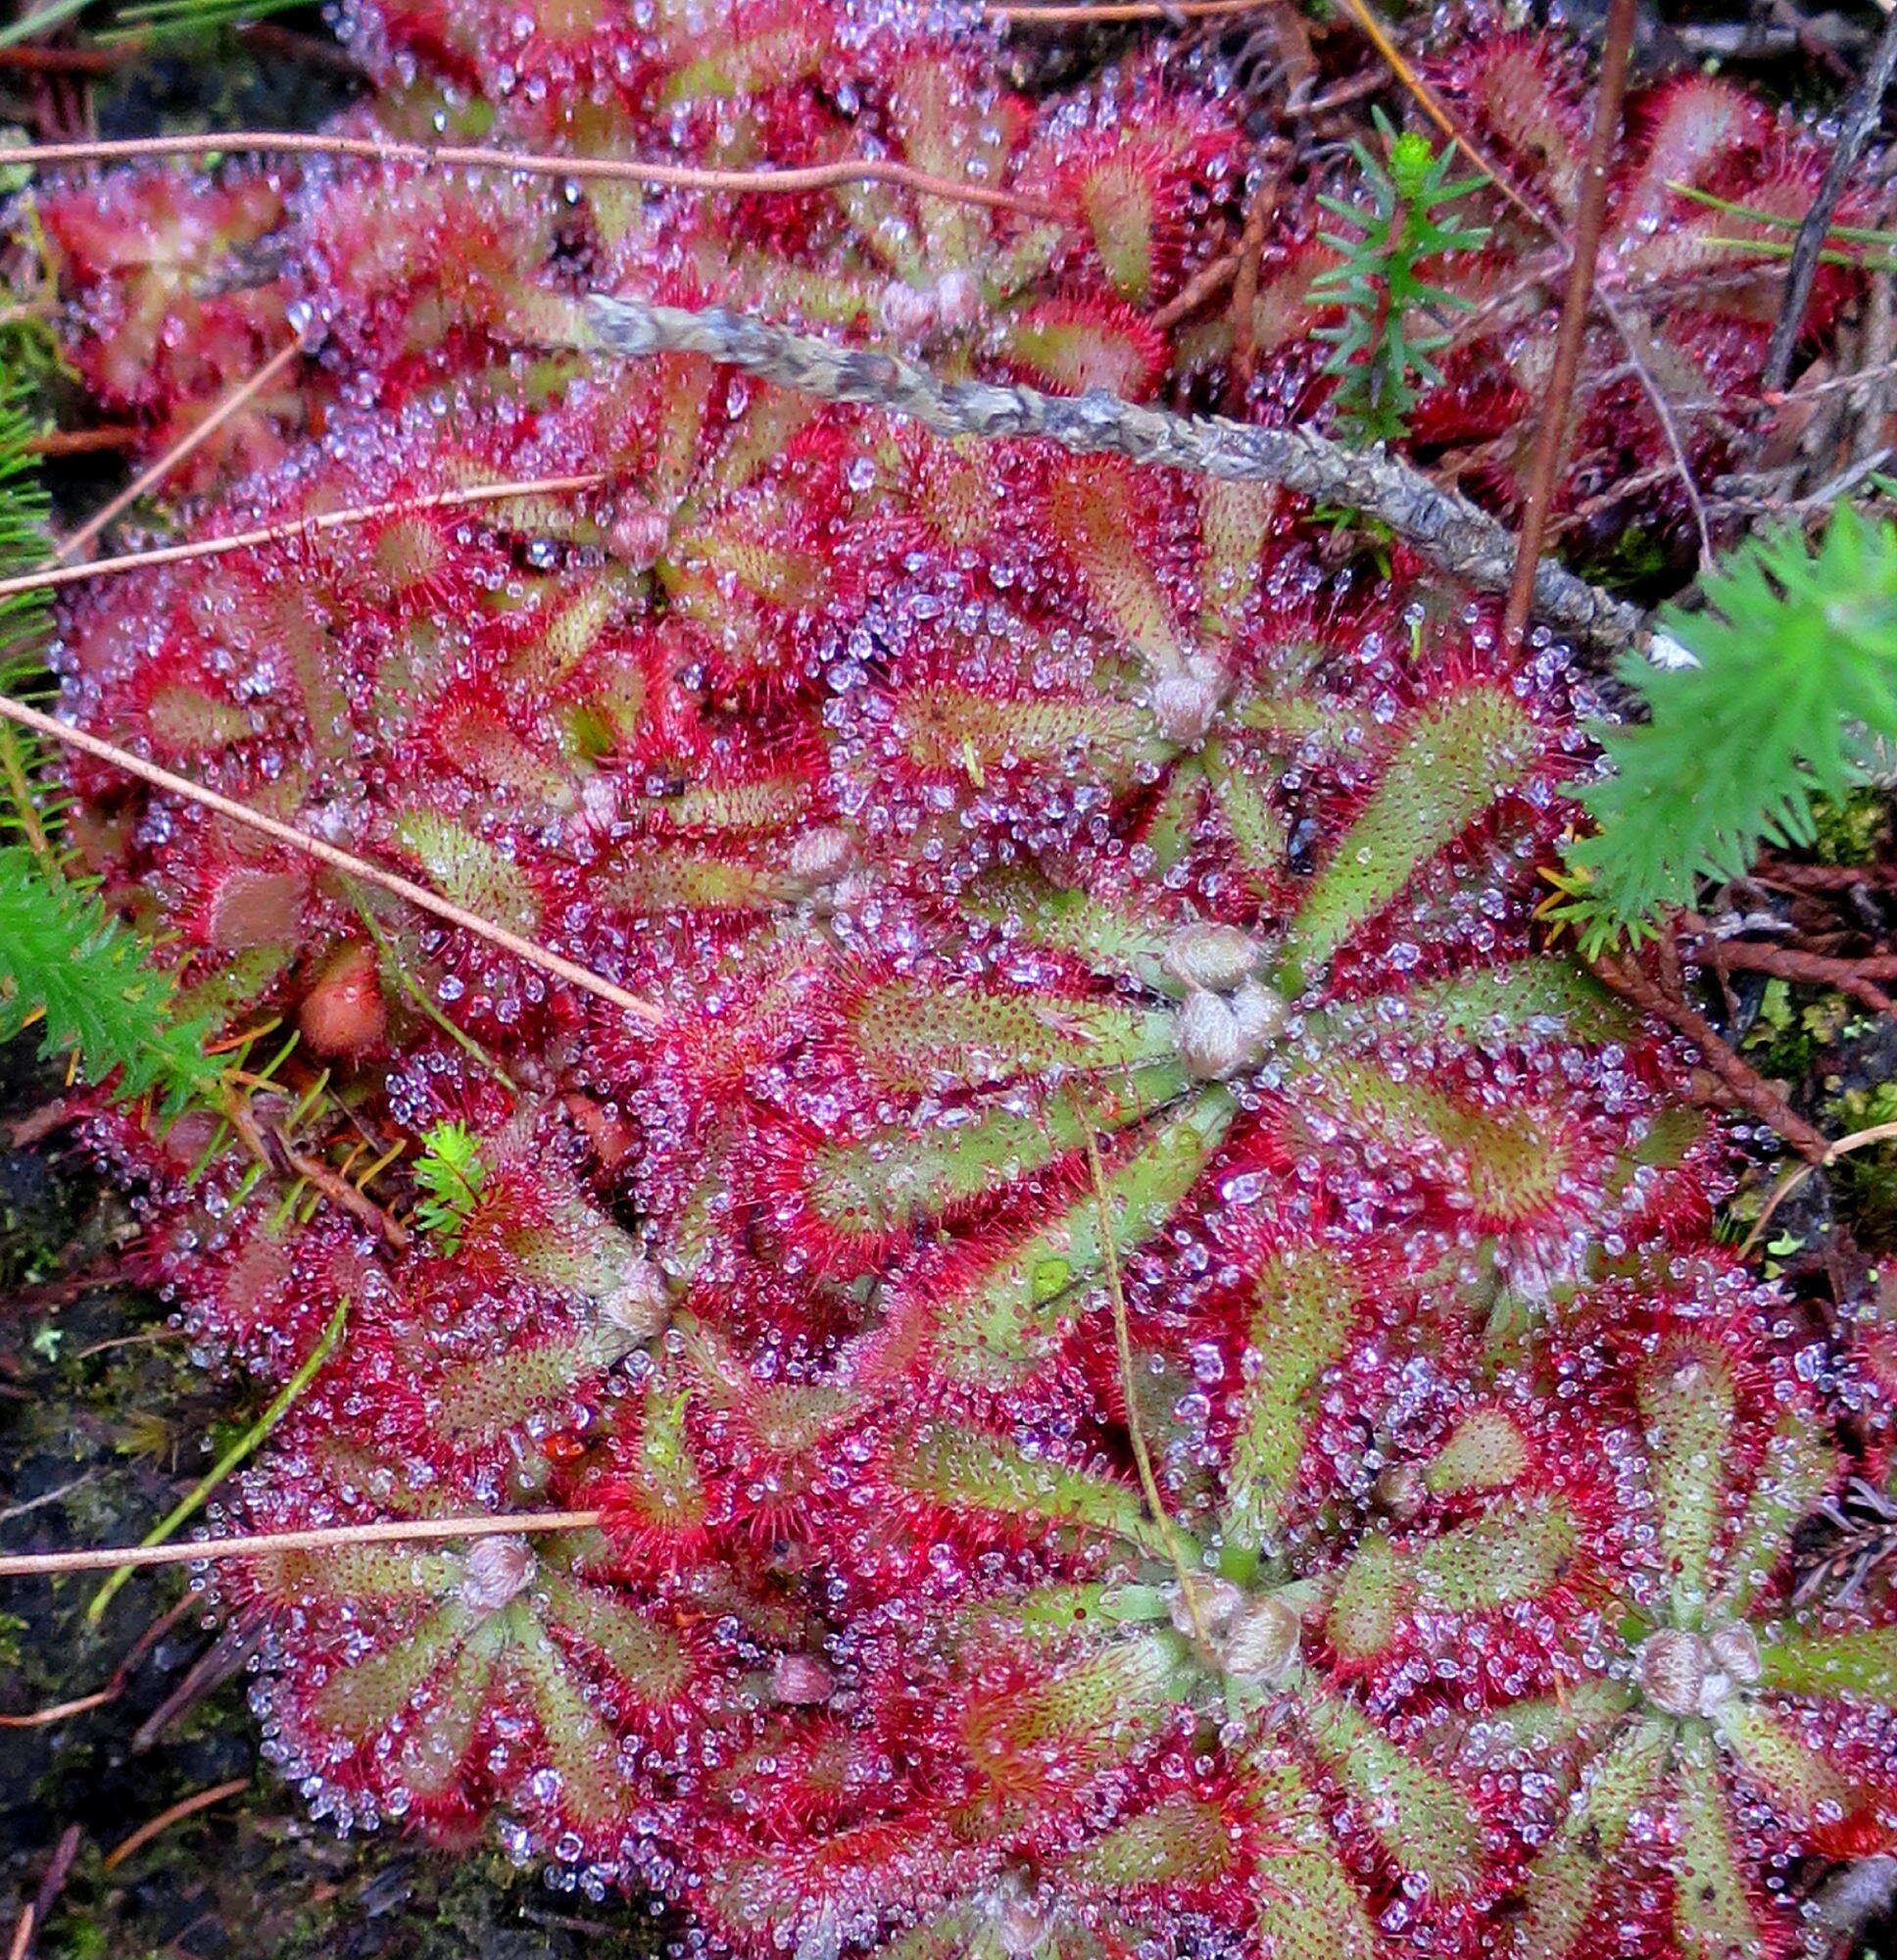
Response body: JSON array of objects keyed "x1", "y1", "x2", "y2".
[{"x1": 85, "y1": 1298, "x2": 351, "y2": 1624}]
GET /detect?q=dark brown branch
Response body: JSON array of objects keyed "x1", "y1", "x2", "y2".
[
  {"x1": 586, "y1": 296, "x2": 1650, "y2": 656},
  {"x1": 1503, "y1": 0, "x2": 1639, "y2": 646},
  {"x1": 1762, "y1": 3, "x2": 1897, "y2": 394},
  {"x1": 1589, "y1": 949, "x2": 1831, "y2": 1160},
  {"x1": 1686, "y1": 933, "x2": 1897, "y2": 1017}
]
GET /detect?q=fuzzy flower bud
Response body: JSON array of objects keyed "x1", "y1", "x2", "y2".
[
  {"x1": 785, "y1": 825, "x2": 860, "y2": 898},
  {"x1": 599, "y1": 1254, "x2": 671, "y2": 1342},
  {"x1": 1147, "y1": 662, "x2": 1227, "y2": 747},
  {"x1": 459, "y1": 1535, "x2": 536, "y2": 1613},
  {"x1": 1165, "y1": 921, "x2": 1259, "y2": 994},
  {"x1": 1637, "y1": 1625, "x2": 1757, "y2": 1718},
  {"x1": 770, "y1": 1653, "x2": 838, "y2": 1704}
]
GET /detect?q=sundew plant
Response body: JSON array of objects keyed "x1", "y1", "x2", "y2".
[{"x1": 1, "y1": 4, "x2": 1894, "y2": 1959}]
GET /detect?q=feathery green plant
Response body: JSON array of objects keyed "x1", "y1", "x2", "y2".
[
  {"x1": 1554, "y1": 502, "x2": 1897, "y2": 953},
  {"x1": 0, "y1": 375, "x2": 58, "y2": 867},
  {"x1": 0, "y1": 846, "x2": 224, "y2": 1112},
  {"x1": 0, "y1": 376, "x2": 223, "y2": 1112},
  {"x1": 413, "y1": 1119, "x2": 491, "y2": 1251},
  {"x1": 1310, "y1": 113, "x2": 1490, "y2": 446}
]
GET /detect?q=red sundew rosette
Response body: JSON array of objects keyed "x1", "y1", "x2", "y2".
[
  {"x1": 1453, "y1": 1252, "x2": 1897, "y2": 1959},
  {"x1": 338, "y1": 0, "x2": 848, "y2": 157},
  {"x1": 736, "y1": 597, "x2": 1676, "y2": 1393},
  {"x1": 34, "y1": 163, "x2": 298, "y2": 489},
  {"x1": 747, "y1": 1381, "x2": 1582, "y2": 1958},
  {"x1": 217, "y1": 1429, "x2": 733, "y2": 1872}
]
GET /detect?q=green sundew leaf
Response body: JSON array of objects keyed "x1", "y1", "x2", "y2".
[
  {"x1": 1302, "y1": 1693, "x2": 1484, "y2": 1897},
  {"x1": 842, "y1": 979, "x2": 1178, "y2": 1098},
  {"x1": 932, "y1": 1091, "x2": 1236, "y2": 1383},
  {"x1": 678, "y1": 1315, "x2": 851, "y2": 1454},
  {"x1": 393, "y1": 809, "x2": 540, "y2": 935},
  {"x1": 436, "y1": 704, "x2": 579, "y2": 808},
  {"x1": 626, "y1": 777, "x2": 813, "y2": 833},
  {"x1": 1289, "y1": 687, "x2": 1543, "y2": 973},
  {"x1": 1460, "y1": 1681, "x2": 1638, "y2": 1760},
  {"x1": 962, "y1": 874, "x2": 1174, "y2": 991},
  {"x1": 1141, "y1": 760, "x2": 1208, "y2": 874},
  {"x1": 1752, "y1": 1621, "x2": 1897, "y2": 1701},
  {"x1": 1387, "y1": 960, "x2": 1634, "y2": 1051},
  {"x1": 510, "y1": 1616, "x2": 627, "y2": 1832},
  {"x1": 895, "y1": 680, "x2": 1161, "y2": 781},
  {"x1": 263, "y1": 1538, "x2": 462, "y2": 1607},
  {"x1": 877, "y1": 1907, "x2": 1018, "y2": 1960},
  {"x1": 1224, "y1": 1246, "x2": 1363, "y2": 1547},
  {"x1": 1312, "y1": 1059, "x2": 1570, "y2": 1229},
  {"x1": 391, "y1": 1640, "x2": 490, "y2": 1797},
  {"x1": 1057, "y1": 1793, "x2": 1238, "y2": 1889},
  {"x1": 703, "y1": 382, "x2": 822, "y2": 496},
  {"x1": 1229, "y1": 686, "x2": 1355, "y2": 745},
  {"x1": 1714, "y1": 1697, "x2": 1857, "y2": 1828},
  {"x1": 311, "y1": 1610, "x2": 473, "y2": 1739},
  {"x1": 658, "y1": 18, "x2": 827, "y2": 107},
  {"x1": 1047, "y1": 463, "x2": 1183, "y2": 673},
  {"x1": 1636, "y1": 1341, "x2": 1737, "y2": 1620},
  {"x1": 1197, "y1": 481, "x2": 1275, "y2": 651},
  {"x1": 890, "y1": 1422, "x2": 1173, "y2": 1560},
  {"x1": 1025, "y1": 1632, "x2": 1188, "y2": 1752},
  {"x1": 802, "y1": 1059, "x2": 1188, "y2": 1240},
  {"x1": 429, "y1": 1334, "x2": 613, "y2": 1443},
  {"x1": 1243, "y1": 1749, "x2": 1383, "y2": 1960},
  {"x1": 614, "y1": 1377, "x2": 708, "y2": 1537},
  {"x1": 1713, "y1": 1405, "x2": 1837, "y2": 1618},
  {"x1": 1411, "y1": 1497, "x2": 1581, "y2": 1612},
  {"x1": 145, "y1": 683, "x2": 252, "y2": 754},
  {"x1": 605, "y1": 850, "x2": 793, "y2": 914},
  {"x1": 1326, "y1": 1498, "x2": 1578, "y2": 1665},
  {"x1": 1513, "y1": 1718, "x2": 1672, "y2": 1960},
  {"x1": 1325, "y1": 1535, "x2": 1401, "y2": 1660},
  {"x1": 1574, "y1": 505, "x2": 1897, "y2": 929},
  {"x1": 1425, "y1": 1408, "x2": 1532, "y2": 1496},
  {"x1": 0, "y1": 848, "x2": 222, "y2": 1116},
  {"x1": 1205, "y1": 736, "x2": 1289, "y2": 884},
  {"x1": 1671, "y1": 1728, "x2": 1763, "y2": 1960},
  {"x1": 503, "y1": 580, "x2": 629, "y2": 694},
  {"x1": 997, "y1": 310, "x2": 1165, "y2": 402},
  {"x1": 1078, "y1": 152, "x2": 1160, "y2": 305}
]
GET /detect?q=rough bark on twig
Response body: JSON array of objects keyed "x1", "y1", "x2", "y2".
[{"x1": 585, "y1": 296, "x2": 1650, "y2": 656}]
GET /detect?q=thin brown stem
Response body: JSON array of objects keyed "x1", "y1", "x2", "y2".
[
  {"x1": 1590, "y1": 949, "x2": 1831, "y2": 1161},
  {"x1": 1762, "y1": 3, "x2": 1897, "y2": 394},
  {"x1": 5, "y1": 1825, "x2": 79, "y2": 1960},
  {"x1": 1080, "y1": 1124, "x2": 1204, "y2": 1637},
  {"x1": 1683, "y1": 927, "x2": 1897, "y2": 1017},
  {"x1": 56, "y1": 335, "x2": 307, "y2": 564},
  {"x1": 102, "y1": 1780, "x2": 250, "y2": 1873},
  {"x1": 24, "y1": 427, "x2": 139, "y2": 457},
  {"x1": 988, "y1": 0, "x2": 1260, "y2": 18},
  {"x1": 0, "y1": 1507, "x2": 606, "y2": 1580},
  {"x1": 1328, "y1": 0, "x2": 1545, "y2": 230},
  {"x1": 16, "y1": 132, "x2": 1060, "y2": 221},
  {"x1": 0, "y1": 44, "x2": 137, "y2": 74},
  {"x1": 0, "y1": 695, "x2": 666, "y2": 1027},
  {"x1": 0, "y1": 470, "x2": 607, "y2": 601},
  {"x1": 1149, "y1": 248, "x2": 1241, "y2": 332},
  {"x1": 222, "y1": 1100, "x2": 409, "y2": 1250},
  {"x1": 1502, "y1": 0, "x2": 1638, "y2": 646}
]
